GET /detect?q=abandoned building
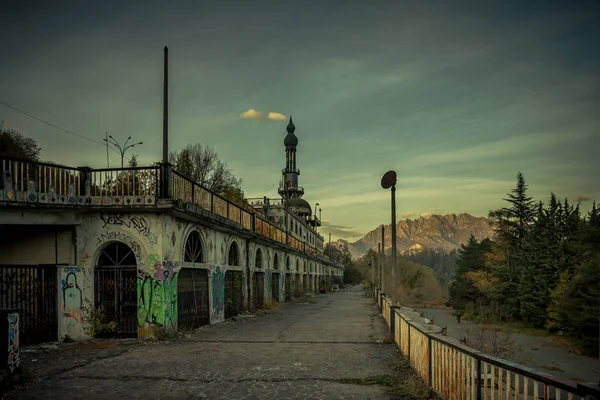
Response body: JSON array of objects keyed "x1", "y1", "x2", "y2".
[{"x1": 0, "y1": 117, "x2": 344, "y2": 345}]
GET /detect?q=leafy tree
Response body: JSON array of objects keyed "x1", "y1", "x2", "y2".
[
  {"x1": 169, "y1": 143, "x2": 244, "y2": 200},
  {"x1": 324, "y1": 243, "x2": 352, "y2": 267},
  {"x1": 0, "y1": 128, "x2": 41, "y2": 161}
]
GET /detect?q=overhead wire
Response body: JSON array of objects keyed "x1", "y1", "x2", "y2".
[{"x1": 0, "y1": 99, "x2": 134, "y2": 164}]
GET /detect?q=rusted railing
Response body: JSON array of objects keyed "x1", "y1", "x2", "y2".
[
  {"x1": 90, "y1": 167, "x2": 159, "y2": 197},
  {"x1": 374, "y1": 293, "x2": 589, "y2": 400},
  {"x1": 1, "y1": 158, "x2": 82, "y2": 197},
  {"x1": 0, "y1": 157, "x2": 345, "y2": 270}
]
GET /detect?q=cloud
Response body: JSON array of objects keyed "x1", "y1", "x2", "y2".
[
  {"x1": 399, "y1": 212, "x2": 416, "y2": 219},
  {"x1": 572, "y1": 193, "x2": 592, "y2": 203},
  {"x1": 267, "y1": 112, "x2": 286, "y2": 121},
  {"x1": 321, "y1": 220, "x2": 364, "y2": 239},
  {"x1": 240, "y1": 109, "x2": 262, "y2": 121}
]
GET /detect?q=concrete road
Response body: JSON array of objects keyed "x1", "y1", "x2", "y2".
[
  {"x1": 9, "y1": 286, "x2": 399, "y2": 400},
  {"x1": 417, "y1": 307, "x2": 600, "y2": 384}
]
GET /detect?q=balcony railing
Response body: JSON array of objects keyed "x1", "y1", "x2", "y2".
[{"x1": 0, "y1": 158, "x2": 342, "y2": 268}]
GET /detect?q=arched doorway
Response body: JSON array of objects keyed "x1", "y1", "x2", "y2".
[
  {"x1": 95, "y1": 242, "x2": 138, "y2": 337},
  {"x1": 224, "y1": 240, "x2": 243, "y2": 319},
  {"x1": 271, "y1": 253, "x2": 280, "y2": 302},
  {"x1": 178, "y1": 231, "x2": 210, "y2": 329},
  {"x1": 253, "y1": 248, "x2": 264, "y2": 309}
]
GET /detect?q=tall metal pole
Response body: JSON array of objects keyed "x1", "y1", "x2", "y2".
[
  {"x1": 163, "y1": 46, "x2": 169, "y2": 165},
  {"x1": 378, "y1": 242, "x2": 381, "y2": 289},
  {"x1": 381, "y1": 225, "x2": 385, "y2": 293},
  {"x1": 391, "y1": 184, "x2": 397, "y2": 305},
  {"x1": 371, "y1": 255, "x2": 375, "y2": 291},
  {"x1": 105, "y1": 132, "x2": 110, "y2": 168}
]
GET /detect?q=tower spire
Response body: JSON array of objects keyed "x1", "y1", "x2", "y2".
[{"x1": 279, "y1": 116, "x2": 303, "y2": 200}]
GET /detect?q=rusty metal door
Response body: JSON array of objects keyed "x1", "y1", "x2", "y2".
[
  {"x1": 271, "y1": 273, "x2": 280, "y2": 302},
  {"x1": 253, "y1": 272, "x2": 264, "y2": 310},
  {"x1": 0, "y1": 265, "x2": 58, "y2": 345},
  {"x1": 224, "y1": 270, "x2": 243, "y2": 319},
  {"x1": 178, "y1": 268, "x2": 209, "y2": 329},
  {"x1": 95, "y1": 266, "x2": 138, "y2": 337}
]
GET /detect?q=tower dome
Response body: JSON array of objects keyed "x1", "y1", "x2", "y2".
[{"x1": 284, "y1": 116, "x2": 298, "y2": 147}]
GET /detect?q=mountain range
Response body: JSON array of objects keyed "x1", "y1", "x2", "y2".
[{"x1": 338, "y1": 213, "x2": 496, "y2": 258}]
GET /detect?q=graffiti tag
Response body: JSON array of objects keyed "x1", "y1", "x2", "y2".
[
  {"x1": 212, "y1": 266, "x2": 225, "y2": 316},
  {"x1": 96, "y1": 231, "x2": 142, "y2": 258},
  {"x1": 100, "y1": 214, "x2": 158, "y2": 245},
  {"x1": 61, "y1": 272, "x2": 83, "y2": 323},
  {"x1": 137, "y1": 261, "x2": 177, "y2": 329},
  {"x1": 8, "y1": 313, "x2": 20, "y2": 373}
]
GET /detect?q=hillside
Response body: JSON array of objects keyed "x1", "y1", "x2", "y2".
[{"x1": 341, "y1": 213, "x2": 496, "y2": 258}]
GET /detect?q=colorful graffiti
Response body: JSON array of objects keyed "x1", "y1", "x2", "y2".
[
  {"x1": 62, "y1": 271, "x2": 83, "y2": 323},
  {"x1": 81, "y1": 253, "x2": 90, "y2": 265},
  {"x1": 8, "y1": 312, "x2": 20, "y2": 373},
  {"x1": 137, "y1": 261, "x2": 178, "y2": 330},
  {"x1": 212, "y1": 266, "x2": 225, "y2": 316},
  {"x1": 96, "y1": 231, "x2": 142, "y2": 258}
]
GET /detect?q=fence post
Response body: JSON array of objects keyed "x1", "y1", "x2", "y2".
[
  {"x1": 159, "y1": 163, "x2": 172, "y2": 199},
  {"x1": 476, "y1": 358, "x2": 482, "y2": 400},
  {"x1": 407, "y1": 324, "x2": 411, "y2": 363},
  {"x1": 428, "y1": 336, "x2": 433, "y2": 386},
  {"x1": 77, "y1": 166, "x2": 92, "y2": 197},
  {"x1": 390, "y1": 307, "x2": 396, "y2": 338}
]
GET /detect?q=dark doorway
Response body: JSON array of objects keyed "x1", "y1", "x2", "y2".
[
  {"x1": 271, "y1": 273, "x2": 280, "y2": 302},
  {"x1": 178, "y1": 268, "x2": 210, "y2": 329},
  {"x1": 224, "y1": 270, "x2": 243, "y2": 319},
  {"x1": 303, "y1": 274, "x2": 308, "y2": 292},
  {"x1": 285, "y1": 273, "x2": 292, "y2": 301},
  {"x1": 95, "y1": 242, "x2": 138, "y2": 337},
  {"x1": 253, "y1": 272, "x2": 264, "y2": 310},
  {"x1": 0, "y1": 265, "x2": 57, "y2": 345}
]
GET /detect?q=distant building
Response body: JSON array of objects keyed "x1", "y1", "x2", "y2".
[{"x1": 0, "y1": 117, "x2": 341, "y2": 345}]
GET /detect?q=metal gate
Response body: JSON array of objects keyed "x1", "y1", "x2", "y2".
[
  {"x1": 253, "y1": 272, "x2": 264, "y2": 310},
  {"x1": 0, "y1": 265, "x2": 57, "y2": 345},
  {"x1": 285, "y1": 273, "x2": 291, "y2": 301},
  {"x1": 224, "y1": 270, "x2": 243, "y2": 319},
  {"x1": 178, "y1": 268, "x2": 209, "y2": 329},
  {"x1": 271, "y1": 273, "x2": 280, "y2": 302},
  {"x1": 95, "y1": 266, "x2": 138, "y2": 337}
]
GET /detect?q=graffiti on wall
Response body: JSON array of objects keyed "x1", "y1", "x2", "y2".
[
  {"x1": 7, "y1": 312, "x2": 20, "y2": 373},
  {"x1": 212, "y1": 266, "x2": 224, "y2": 316},
  {"x1": 81, "y1": 253, "x2": 90, "y2": 265},
  {"x1": 100, "y1": 214, "x2": 158, "y2": 244},
  {"x1": 62, "y1": 271, "x2": 83, "y2": 323},
  {"x1": 137, "y1": 261, "x2": 178, "y2": 329},
  {"x1": 96, "y1": 231, "x2": 141, "y2": 258}
]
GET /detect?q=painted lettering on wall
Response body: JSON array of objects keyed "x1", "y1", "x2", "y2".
[
  {"x1": 96, "y1": 231, "x2": 141, "y2": 258},
  {"x1": 137, "y1": 261, "x2": 177, "y2": 330},
  {"x1": 101, "y1": 214, "x2": 158, "y2": 245},
  {"x1": 62, "y1": 271, "x2": 83, "y2": 323},
  {"x1": 212, "y1": 266, "x2": 224, "y2": 316},
  {"x1": 7, "y1": 312, "x2": 20, "y2": 373}
]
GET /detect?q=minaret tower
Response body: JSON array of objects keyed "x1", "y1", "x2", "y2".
[{"x1": 278, "y1": 116, "x2": 304, "y2": 200}]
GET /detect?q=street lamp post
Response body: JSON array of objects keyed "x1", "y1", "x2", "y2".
[
  {"x1": 103, "y1": 135, "x2": 143, "y2": 168},
  {"x1": 381, "y1": 170, "x2": 398, "y2": 306}
]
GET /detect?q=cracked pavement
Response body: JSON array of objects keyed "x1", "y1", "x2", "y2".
[{"x1": 7, "y1": 285, "x2": 399, "y2": 399}]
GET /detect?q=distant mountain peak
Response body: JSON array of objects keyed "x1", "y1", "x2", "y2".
[{"x1": 339, "y1": 213, "x2": 495, "y2": 258}]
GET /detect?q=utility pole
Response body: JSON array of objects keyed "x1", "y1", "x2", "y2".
[
  {"x1": 371, "y1": 254, "x2": 375, "y2": 291},
  {"x1": 381, "y1": 225, "x2": 385, "y2": 293},
  {"x1": 378, "y1": 242, "x2": 381, "y2": 289},
  {"x1": 163, "y1": 46, "x2": 169, "y2": 165},
  {"x1": 105, "y1": 132, "x2": 110, "y2": 168},
  {"x1": 381, "y1": 170, "x2": 397, "y2": 305}
]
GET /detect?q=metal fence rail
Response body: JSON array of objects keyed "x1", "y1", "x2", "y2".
[{"x1": 373, "y1": 290, "x2": 592, "y2": 400}]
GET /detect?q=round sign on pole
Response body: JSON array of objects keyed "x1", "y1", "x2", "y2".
[{"x1": 381, "y1": 170, "x2": 397, "y2": 189}]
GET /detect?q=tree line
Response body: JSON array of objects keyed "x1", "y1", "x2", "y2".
[{"x1": 448, "y1": 172, "x2": 599, "y2": 356}]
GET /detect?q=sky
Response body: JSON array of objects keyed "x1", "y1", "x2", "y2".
[{"x1": 1, "y1": 0, "x2": 599, "y2": 242}]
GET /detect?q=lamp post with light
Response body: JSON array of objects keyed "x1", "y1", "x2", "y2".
[{"x1": 104, "y1": 135, "x2": 143, "y2": 168}]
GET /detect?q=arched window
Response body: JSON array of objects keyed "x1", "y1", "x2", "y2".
[
  {"x1": 286, "y1": 256, "x2": 291, "y2": 271},
  {"x1": 273, "y1": 253, "x2": 279, "y2": 270},
  {"x1": 255, "y1": 248, "x2": 263, "y2": 269},
  {"x1": 184, "y1": 231, "x2": 204, "y2": 263},
  {"x1": 228, "y1": 241, "x2": 240, "y2": 266},
  {"x1": 97, "y1": 242, "x2": 136, "y2": 266}
]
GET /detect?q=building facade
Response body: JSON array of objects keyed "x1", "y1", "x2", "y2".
[{"x1": 0, "y1": 118, "x2": 342, "y2": 344}]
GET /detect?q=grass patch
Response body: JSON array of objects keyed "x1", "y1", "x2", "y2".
[
  {"x1": 342, "y1": 355, "x2": 439, "y2": 400},
  {"x1": 263, "y1": 300, "x2": 283, "y2": 311}
]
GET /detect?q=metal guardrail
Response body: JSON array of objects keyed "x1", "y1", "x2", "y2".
[{"x1": 373, "y1": 289, "x2": 595, "y2": 400}]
